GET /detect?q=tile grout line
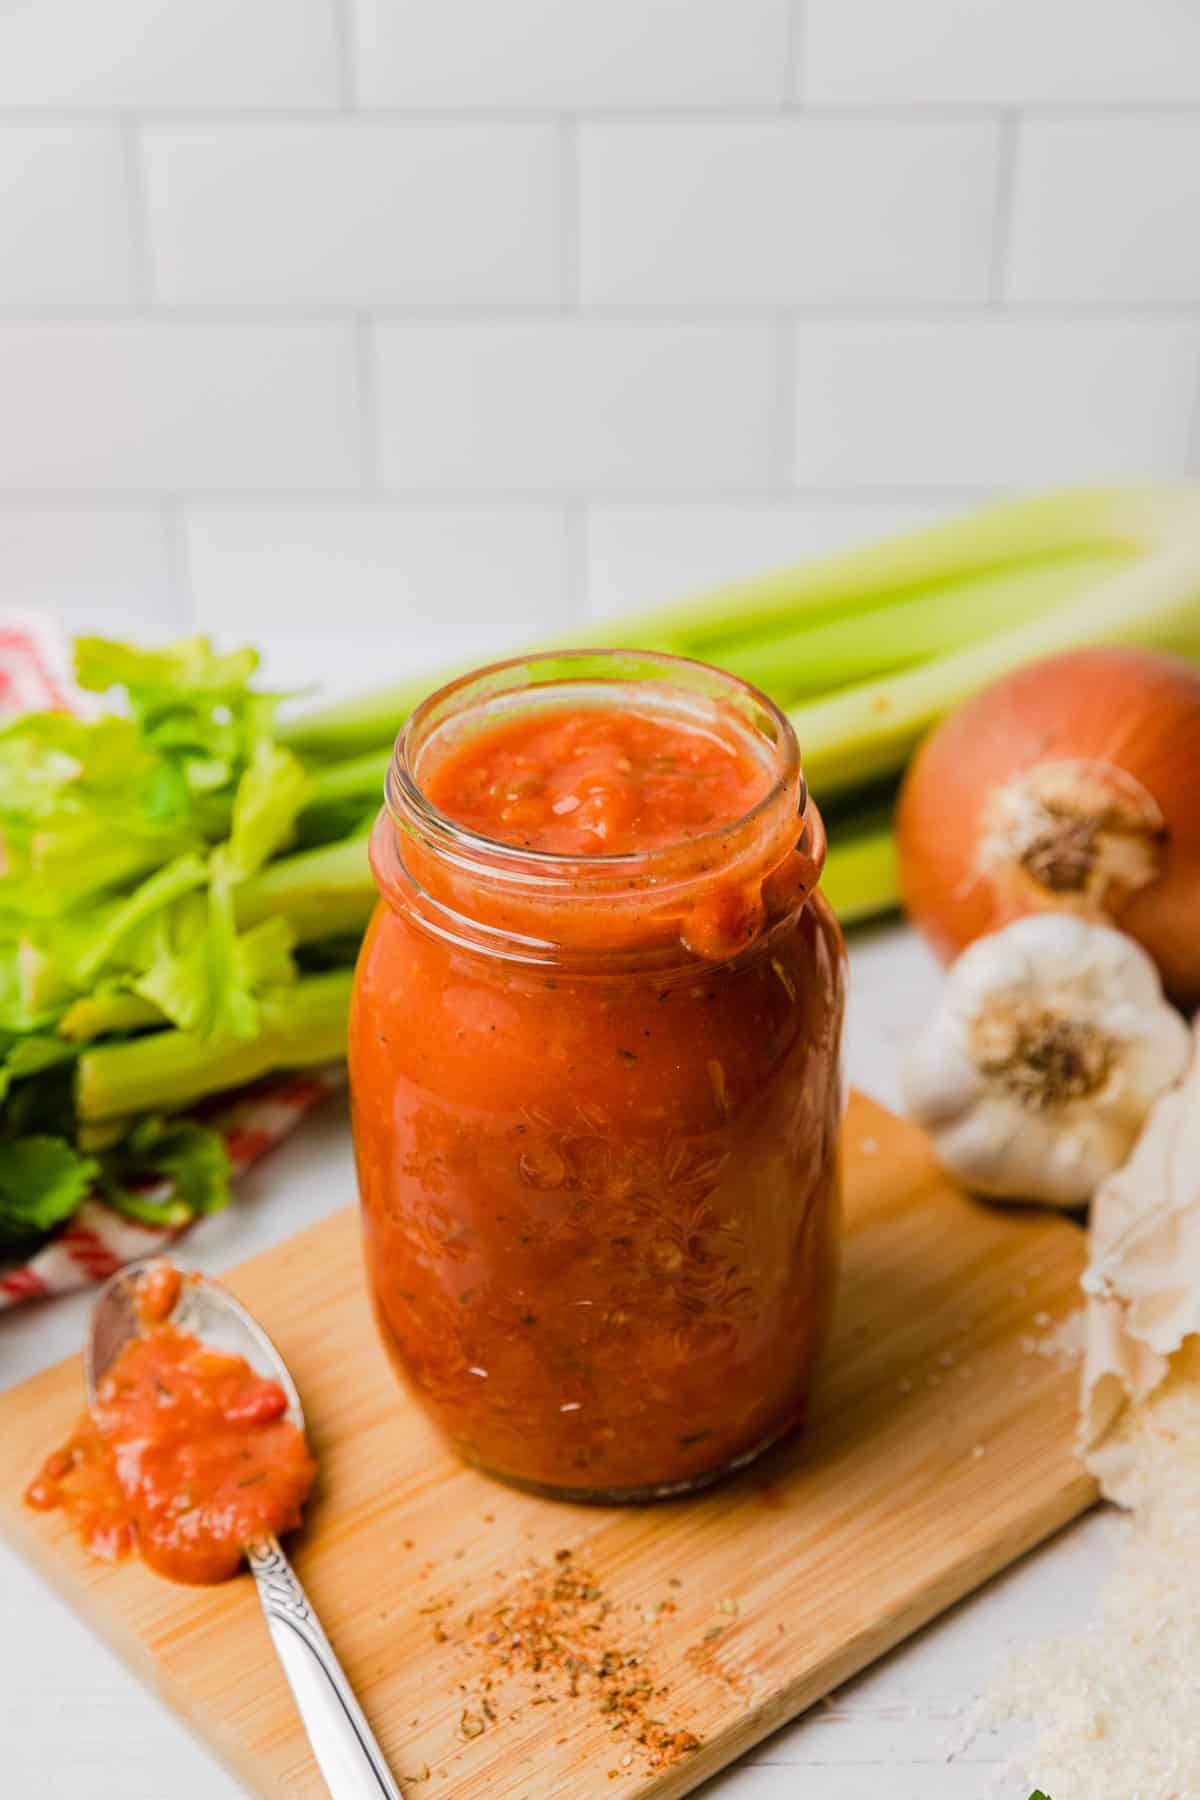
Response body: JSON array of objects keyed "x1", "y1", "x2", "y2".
[
  {"x1": 1, "y1": 301, "x2": 1197, "y2": 325},
  {"x1": 786, "y1": 0, "x2": 807, "y2": 107},
  {"x1": 332, "y1": 0, "x2": 358, "y2": 111},
  {"x1": 0, "y1": 483, "x2": 1047, "y2": 509},
  {"x1": 988, "y1": 109, "x2": 1021, "y2": 305},
  {"x1": 3, "y1": 100, "x2": 1200, "y2": 123},
  {"x1": 562, "y1": 501, "x2": 587, "y2": 629},
  {"x1": 558, "y1": 117, "x2": 580, "y2": 311},
  {"x1": 769, "y1": 317, "x2": 797, "y2": 497},
  {"x1": 162, "y1": 499, "x2": 196, "y2": 631},
  {"x1": 120, "y1": 116, "x2": 154, "y2": 304},
  {"x1": 355, "y1": 316, "x2": 382, "y2": 492}
]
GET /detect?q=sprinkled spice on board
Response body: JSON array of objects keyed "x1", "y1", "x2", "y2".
[{"x1": 437, "y1": 1549, "x2": 701, "y2": 1772}]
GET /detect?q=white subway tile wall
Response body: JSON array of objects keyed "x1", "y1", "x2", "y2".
[
  {"x1": 581, "y1": 502, "x2": 957, "y2": 622},
  {"x1": 1007, "y1": 119, "x2": 1200, "y2": 305},
  {"x1": 577, "y1": 121, "x2": 1003, "y2": 306},
  {"x1": 0, "y1": 324, "x2": 362, "y2": 490},
  {"x1": 0, "y1": 126, "x2": 135, "y2": 305},
  {"x1": 0, "y1": 0, "x2": 1195, "y2": 670},
  {"x1": 374, "y1": 322, "x2": 777, "y2": 493},
  {"x1": 186, "y1": 503, "x2": 569, "y2": 689},
  {"x1": 351, "y1": 0, "x2": 792, "y2": 109},
  {"x1": 142, "y1": 124, "x2": 563, "y2": 306},
  {"x1": 0, "y1": 509, "x2": 177, "y2": 632},
  {"x1": 791, "y1": 320, "x2": 1200, "y2": 487},
  {"x1": 801, "y1": 0, "x2": 1200, "y2": 105},
  {"x1": 0, "y1": 0, "x2": 341, "y2": 109}
]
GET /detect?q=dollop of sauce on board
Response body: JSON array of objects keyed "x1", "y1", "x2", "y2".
[{"x1": 25, "y1": 1262, "x2": 315, "y2": 1584}]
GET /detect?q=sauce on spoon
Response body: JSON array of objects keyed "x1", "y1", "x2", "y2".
[{"x1": 25, "y1": 1261, "x2": 315, "y2": 1584}]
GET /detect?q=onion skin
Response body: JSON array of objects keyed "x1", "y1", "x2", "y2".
[{"x1": 896, "y1": 647, "x2": 1200, "y2": 1006}]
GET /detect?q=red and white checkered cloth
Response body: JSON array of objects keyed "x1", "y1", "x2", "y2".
[{"x1": 0, "y1": 614, "x2": 346, "y2": 1309}]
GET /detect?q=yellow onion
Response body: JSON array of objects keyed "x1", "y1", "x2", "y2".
[{"x1": 897, "y1": 647, "x2": 1200, "y2": 1006}]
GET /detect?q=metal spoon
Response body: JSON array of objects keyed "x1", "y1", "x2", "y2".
[{"x1": 88, "y1": 1258, "x2": 403, "y2": 1800}]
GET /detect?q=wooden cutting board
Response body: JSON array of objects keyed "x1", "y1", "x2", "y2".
[{"x1": 0, "y1": 1094, "x2": 1094, "y2": 1799}]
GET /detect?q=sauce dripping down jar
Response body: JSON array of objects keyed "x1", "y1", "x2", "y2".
[{"x1": 349, "y1": 650, "x2": 846, "y2": 1500}]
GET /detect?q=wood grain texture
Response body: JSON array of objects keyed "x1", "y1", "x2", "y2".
[{"x1": 0, "y1": 1094, "x2": 1094, "y2": 1800}]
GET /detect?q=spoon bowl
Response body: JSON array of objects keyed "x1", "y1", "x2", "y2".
[
  {"x1": 85, "y1": 1258, "x2": 402, "y2": 1799},
  {"x1": 86, "y1": 1257, "x2": 304, "y2": 1429}
]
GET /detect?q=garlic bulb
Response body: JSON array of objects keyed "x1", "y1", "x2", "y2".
[{"x1": 904, "y1": 914, "x2": 1191, "y2": 1206}]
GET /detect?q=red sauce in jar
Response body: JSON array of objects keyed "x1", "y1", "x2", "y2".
[
  {"x1": 25, "y1": 1263, "x2": 315, "y2": 1583},
  {"x1": 351, "y1": 654, "x2": 846, "y2": 1500},
  {"x1": 425, "y1": 704, "x2": 772, "y2": 855}
]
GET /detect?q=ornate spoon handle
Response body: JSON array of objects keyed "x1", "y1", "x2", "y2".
[{"x1": 246, "y1": 1536, "x2": 403, "y2": 1798}]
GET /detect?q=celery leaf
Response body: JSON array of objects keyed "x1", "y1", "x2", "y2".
[
  {"x1": 101, "y1": 1117, "x2": 231, "y2": 1223},
  {"x1": 0, "y1": 1136, "x2": 98, "y2": 1252},
  {"x1": 227, "y1": 740, "x2": 312, "y2": 879}
]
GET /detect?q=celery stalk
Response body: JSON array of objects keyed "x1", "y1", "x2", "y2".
[
  {"x1": 290, "y1": 541, "x2": 1121, "y2": 778},
  {"x1": 75, "y1": 819, "x2": 902, "y2": 1125},
  {"x1": 235, "y1": 833, "x2": 375, "y2": 943},
  {"x1": 231, "y1": 811, "x2": 905, "y2": 941},
  {"x1": 715, "y1": 549, "x2": 1123, "y2": 698},
  {"x1": 59, "y1": 991, "x2": 165, "y2": 1041},
  {"x1": 306, "y1": 749, "x2": 393, "y2": 805},
  {"x1": 76, "y1": 970, "x2": 353, "y2": 1122},
  {"x1": 17, "y1": 938, "x2": 75, "y2": 1017},
  {"x1": 278, "y1": 486, "x2": 1200, "y2": 757},
  {"x1": 820, "y1": 810, "x2": 900, "y2": 926},
  {"x1": 283, "y1": 672, "x2": 441, "y2": 758},
  {"x1": 76, "y1": 1118, "x2": 133, "y2": 1153},
  {"x1": 655, "y1": 484, "x2": 1198, "y2": 651},
  {"x1": 103, "y1": 1187, "x2": 194, "y2": 1229},
  {"x1": 794, "y1": 537, "x2": 1200, "y2": 800}
]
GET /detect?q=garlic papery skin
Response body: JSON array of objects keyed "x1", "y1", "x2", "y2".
[{"x1": 903, "y1": 914, "x2": 1192, "y2": 1207}]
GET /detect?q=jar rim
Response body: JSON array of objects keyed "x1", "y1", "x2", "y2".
[{"x1": 385, "y1": 646, "x2": 805, "y2": 882}]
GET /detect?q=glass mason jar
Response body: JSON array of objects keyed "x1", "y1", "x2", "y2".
[{"x1": 349, "y1": 650, "x2": 846, "y2": 1501}]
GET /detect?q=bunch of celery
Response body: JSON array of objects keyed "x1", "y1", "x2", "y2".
[
  {"x1": 280, "y1": 484, "x2": 1200, "y2": 926},
  {"x1": 0, "y1": 639, "x2": 358, "y2": 1251},
  {"x1": 4, "y1": 486, "x2": 1199, "y2": 1257}
]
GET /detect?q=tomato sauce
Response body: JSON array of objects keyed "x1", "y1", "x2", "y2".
[
  {"x1": 26, "y1": 1263, "x2": 315, "y2": 1583},
  {"x1": 424, "y1": 704, "x2": 772, "y2": 855},
  {"x1": 351, "y1": 654, "x2": 846, "y2": 1500}
]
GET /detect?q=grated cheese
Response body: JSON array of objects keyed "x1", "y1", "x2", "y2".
[
  {"x1": 966, "y1": 1337, "x2": 1200, "y2": 1799},
  {"x1": 1032, "y1": 1308, "x2": 1088, "y2": 1367}
]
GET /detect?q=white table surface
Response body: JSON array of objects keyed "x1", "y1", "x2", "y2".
[{"x1": 0, "y1": 919, "x2": 1114, "y2": 1800}]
